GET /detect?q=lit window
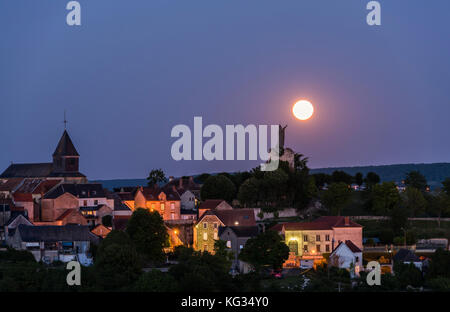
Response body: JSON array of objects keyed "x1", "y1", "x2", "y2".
[
  {"x1": 303, "y1": 235, "x2": 308, "y2": 241},
  {"x1": 171, "y1": 202, "x2": 175, "y2": 211},
  {"x1": 304, "y1": 245, "x2": 308, "y2": 252},
  {"x1": 239, "y1": 245, "x2": 243, "y2": 249},
  {"x1": 203, "y1": 233, "x2": 208, "y2": 241},
  {"x1": 214, "y1": 232, "x2": 218, "y2": 240},
  {"x1": 171, "y1": 213, "x2": 175, "y2": 220},
  {"x1": 161, "y1": 203, "x2": 165, "y2": 211},
  {"x1": 226, "y1": 241, "x2": 231, "y2": 248}
]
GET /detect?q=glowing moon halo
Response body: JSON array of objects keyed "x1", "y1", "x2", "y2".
[{"x1": 292, "y1": 100, "x2": 314, "y2": 120}]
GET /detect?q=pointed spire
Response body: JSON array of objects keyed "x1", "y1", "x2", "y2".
[{"x1": 53, "y1": 130, "x2": 79, "y2": 157}]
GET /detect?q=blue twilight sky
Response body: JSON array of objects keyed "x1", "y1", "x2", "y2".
[{"x1": 1, "y1": 0, "x2": 450, "y2": 180}]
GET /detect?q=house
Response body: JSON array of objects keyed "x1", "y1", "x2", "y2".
[
  {"x1": 0, "y1": 130, "x2": 87, "y2": 183},
  {"x1": 219, "y1": 226, "x2": 259, "y2": 273},
  {"x1": 8, "y1": 224, "x2": 99, "y2": 264},
  {"x1": 4, "y1": 211, "x2": 33, "y2": 244},
  {"x1": 198, "y1": 199, "x2": 233, "y2": 219},
  {"x1": 165, "y1": 176, "x2": 201, "y2": 210},
  {"x1": 114, "y1": 186, "x2": 181, "y2": 221},
  {"x1": 274, "y1": 216, "x2": 363, "y2": 268},
  {"x1": 393, "y1": 249, "x2": 423, "y2": 270},
  {"x1": 41, "y1": 183, "x2": 113, "y2": 225},
  {"x1": 193, "y1": 207, "x2": 256, "y2": 252},
  {"x1": 91, "y1": 224, "x2": 111, "y2": 239},
  {"x1": 329, "y1": 240, "x2": 363, "y2": 277},
  {"x1": 180, "y1": 209, "x2": 197, "y2": 221}
]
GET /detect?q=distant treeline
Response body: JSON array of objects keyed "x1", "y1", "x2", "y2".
[
  {"x1": 95, "y1": 163, "x2": 450, "y2": 190},
  {"x1": 310, "y1": 163, "x2": 450, "y2": 189}
]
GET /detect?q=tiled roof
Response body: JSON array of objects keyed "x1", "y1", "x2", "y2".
[
  {"x1": 142, "y1": 186, "x2": 180, "y2": 201},
  {"x1": 0, "y1": 178, "x2": 24, "y2": 192},
  {"x1": 344, "y1": 240, "x2": 362, "y2": 253},
  {"x1": 199, "y1": 199, "x2": 226, "y2": 210},
  {"x1": 393, "y1": 249, "x2": 421, "y2": 262},
  {"x1": 227, "y1": 226, "x2": 259, "y2": 238},
  {"x1": 32, "y1": 179, "x2": 62, "y2": 195},
  {"x1": 14, "y1": 178, "x2": 44, "y2": 193},
  {"x1": 0, "y1": 163, "x2": 53, "y2": 178},
  {"x1": 53, "y1": 130, "x2": 79, "y2": 157},
  {"x1": 44, "y1": 183, "x2": 106, "y2": 199},
  {"x1": 283, "y1": 216, "x2": 362, "y2": 231},
  {"x1": 213, "y1": 209, "x2": 256, "y2": 227},
  {"x1": 13, "y1": 193, "x2": 33, "y2": 202},
  {"x1": 17, "y1": 224, "x2": 98, "y2": 242}
]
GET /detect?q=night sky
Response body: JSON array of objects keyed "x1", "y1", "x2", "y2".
[{"x1": 1, "y1": 1, "x2": 449, "y2": 179}]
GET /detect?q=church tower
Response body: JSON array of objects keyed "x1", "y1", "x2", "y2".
[{"x1": 52, "y1": 130, "x2": 80, "y2": 174}]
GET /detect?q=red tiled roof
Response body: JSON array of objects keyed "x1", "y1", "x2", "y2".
[
  {"x1": 56, "y1": 209, "x2": 76, "y2": 221},
  {"x1": 214, "y1": 209, "x2": 256, "y2": 227},
  {"x1": 199, "y1": 199, "x2": 226, "y2": 210},
  {"x1": 269, "y1": 223, "x2": 284, "y2": 232},
  {"x1": 283, "y1": 216, "x2": 362, "y2": 231},
  {"x1": 13, "y1": 193, "x2": 33, "y2": 202},
  {"x1": 0, "y1": 178, "x2": 24, "y2": 192},
  {"x1": 33, "y1": 179, "x2": 62, "y2": 195},
  {"x1": 344, "y1": 240, "x2": 362, "y2": 253}
]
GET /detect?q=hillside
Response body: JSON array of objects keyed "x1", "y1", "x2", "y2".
[
  {"x1": 94, "y1": 163, "x2": 450, "y2": 190},
  {"x1": 310, "y1": 162, "x2": 450, "y2": 188}
]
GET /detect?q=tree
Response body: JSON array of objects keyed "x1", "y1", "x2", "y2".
[
  {"x1": 200, "y1": 175, "x2": 236, "y2": 203},
  {"x1": 101, "y1": 214, "x2": 113, "y2": 227},
  {"x1": 442, "y1": 178, "x2": 450, "y2": 196},
  {"x1": 403, "y1": 187, "x2": 427, "y2": 217},
  {"x1": 427, "y1": 248, "x2": 450, "y2": 279},
  {"x1": 239, "y1": 231, "x2": 289, "y2": 273},
  {"x1": 371, "y1": 182, "x2": 400, "y2": 215},
  {"x1": 331, "y1": 170, "x2": 353, "y2": 185},
  {"x1": 311, "y1": 173, "x2": 331, "y2": 189},
  {"x1": 404, "y1": 171, "x2": 427, "y2": 192},
  {"x1": 169, "y1": 248, "x2": 234, "y2": 291},
  {"x1": 390, "y1": 205, "x2": 409, "y2": 234},
  {"x1": 133, "y1": 269, "x2": 179, "y2": 292},
  {"x1": 147, "y1": 169, "x2": 167, "y2": 187},
  {"x1": 95, "y1": 243, "x2": 142, "y2": 290},
  {"x1": 321, "y1": 182, "x2": 352, "y2": 216},
  {"x1": 126, "y1": 208, "x2": 169, "y2": 264},
  {"x1": 428, "y1": 190, "x2": 450, "y2": 228},
  {"x1": 261, "y1": 169, "x2": 289, "y2": 206},
  {"x1": 365, "y1": 172, "x2": 380, "y2": 190},
  {"x1": 355, "y1": 172, "x2": 364, "y2": 187},
  {"x1": 237, "y1": 178, "x2": 260, "y2": 207},
  {"x1": 96, "y1": 229, "x2": 134, "y2": 260}
]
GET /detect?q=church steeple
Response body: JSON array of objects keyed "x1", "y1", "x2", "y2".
[{"x1": 52, "y1": 130, "x2": 80, "y2": 173}]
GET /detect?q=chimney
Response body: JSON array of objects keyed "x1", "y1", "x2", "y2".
[{"x1": 344, "y1": 216, "x2": 349, "y2": 226}]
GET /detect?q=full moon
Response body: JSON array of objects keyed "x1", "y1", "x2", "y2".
[{"x1": 292, "y1": 100, "x2": 314, "y2": 120}]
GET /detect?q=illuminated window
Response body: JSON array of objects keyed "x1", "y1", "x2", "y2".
[
  {"x1": 203, "y1": 233, "x2": 208, "y2": 241},
  {"x1": 226, "y1": 241, "x2": 231, "y2": 248},
  {"x1": 171, "y1": 213, "x2": 175, "y2": 220},
  {"x1": 171, "y1": 202, "x2": 175, "y2": 211},
  {"x1": 214, "y1": 232, "x2": 218, "y2": 240},
  {"x1": 161, "y1": 203, "x2": 165, "y2": 211},
  {"x1": 304, "y1": 245, "x2": 308, "y2": 252},
  {"x1": 303, "y1": 235, "x2": 308, "y2": 241}
]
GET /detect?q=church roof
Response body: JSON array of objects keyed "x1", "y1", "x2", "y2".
[
  {"x1": 53, "y1": 130, "x2": 79, "y2": 157},
  {"x1": 0, "y1": 163, "x2": 53, "y2": 178}
]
